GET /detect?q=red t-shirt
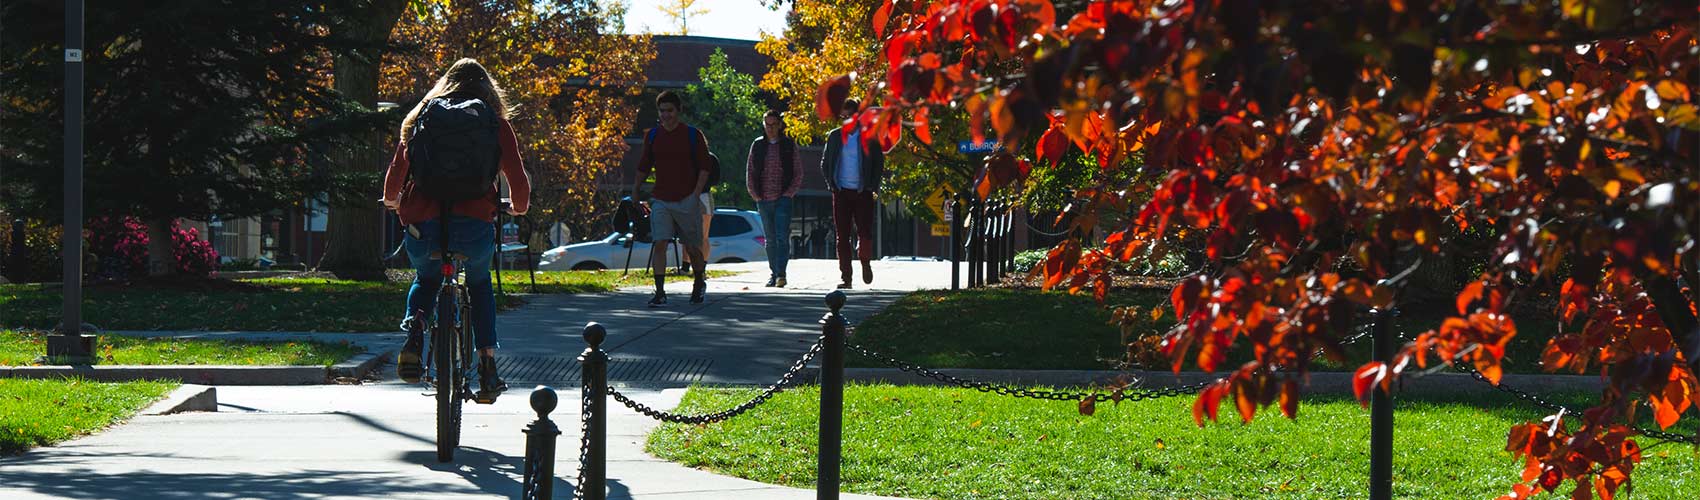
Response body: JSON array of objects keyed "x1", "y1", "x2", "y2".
[
  {"x1": 636, "y1": 124, "x2": 712, "y2": 202},
  {"x1": 383, "y1": 119, "x2": 531, "y2": 226}
]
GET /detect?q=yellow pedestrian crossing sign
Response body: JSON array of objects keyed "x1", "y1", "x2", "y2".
[{"x1": 926, "y1": 187, "x2": 950, "y2": 236}]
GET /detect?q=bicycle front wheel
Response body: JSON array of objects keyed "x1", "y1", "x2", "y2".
[{"x1": 434, "y1": 288, "x2": 461, "y2": 463}]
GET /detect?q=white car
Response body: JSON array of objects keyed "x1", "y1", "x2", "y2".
[{"x1": 538, "y1": 208, "x2": 768, "y2": 271}]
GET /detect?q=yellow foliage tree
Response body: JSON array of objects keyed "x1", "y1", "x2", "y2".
[{"x1": 381, "y1": 0, "x2": 654, "y2": 244}]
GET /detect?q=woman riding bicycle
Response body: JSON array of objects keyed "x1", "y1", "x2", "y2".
[{"x1": 381, "y1": 58, "x2": 530, "y2": 395}]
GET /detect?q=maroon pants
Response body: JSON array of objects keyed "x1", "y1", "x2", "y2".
[{"x1": 831, "y1": 189, "x2": 876, "y2": 282}]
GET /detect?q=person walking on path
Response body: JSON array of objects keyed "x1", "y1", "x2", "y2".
[
  {"x1": 632, "y1": 90, "x2": 714, "y2": 306},
  {"x1": 820, "y1": 99, "x2": 885, "y2": 289},
  {"x1": 747, "y1": 109, "x2": 804, "y2": 288},
  {"x1": 381, "y1": 58, "x2": 529, "y2": 395}
]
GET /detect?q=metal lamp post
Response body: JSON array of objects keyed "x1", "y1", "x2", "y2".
[{"x1": 49, "y1": 0, "x2": 95, "y2": 360}]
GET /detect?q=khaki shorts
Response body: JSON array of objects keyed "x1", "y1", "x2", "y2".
[{"x1": 649, "y1": 197, "x2": 704, "y2": 244}]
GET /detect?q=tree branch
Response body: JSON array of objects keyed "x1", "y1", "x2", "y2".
[
  {"x1": 1643, "y1": 274, "x2": 1700, "y2": 373},
  {"x1": 1461, "y1": 22, "x2": 1673, "y2": 49}
]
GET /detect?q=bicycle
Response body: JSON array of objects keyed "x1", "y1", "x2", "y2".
[{"x1": 416, "y1": 224, "x2": 503, "y2": 463}]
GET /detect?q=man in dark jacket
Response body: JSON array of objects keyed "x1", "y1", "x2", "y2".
[{"x1": 819, "y1": 99, "x2": 885, "y2": 289}]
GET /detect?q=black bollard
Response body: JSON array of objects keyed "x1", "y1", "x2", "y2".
[
  {"x1": 983, "y1": 201, "x2": 995, "y2": 284},
  {"x1": 522, "y1": 215, "x2": 537, "y2": 293},
  {"x1": 817, "y1": 291, "x2": 848, "y2": 500},
  {"x1": 968, "y1": 199, "x2": 983, "y2": 288},
  {"x1": 949, "y1": 194, "x2": 962, "y2": 291},
  {"x1": 579, "y1": 323, "x2": 609, "y2": 500},
  {"x1": 1002, "y1": 204, "x2": 1015, "y2": 277},
  {"x1": 521, "y1": 386, "x2": 561, "y2": 500},
  {"x1": 988, "y1": 201, "x2": 1003, "y2": 284},
  {"x1": 992, "y1": 203, "x2": 1006, "y2": 277},
  {"x1": 1370, "y1": 310, "x2": 1394, "y2": 500}
]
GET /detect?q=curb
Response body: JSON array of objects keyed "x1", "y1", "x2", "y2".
[
  {"x1": 143, "y1": 384, "x2": 218, "y2": 415},
  {"x1": 4, "y1": 365, "x2": 331, "y2": 385},
  {"x1": 328, "y1": 348, "x2": 396, "y2": 381},
  {"x1": 838, "y1": 368, "x2": 1603, "y2": 395},
  {"x1": 1, "y1": 347, "x2": 398, "y2": 385}
]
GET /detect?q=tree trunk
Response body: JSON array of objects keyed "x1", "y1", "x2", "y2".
[
  {"x1": 1405, "y1": 250, "x2": 1459, "y2": 309},
  {"x1": 146, "y1": 218, "x2": 176, "y2": 278},
  {"x1": 317, "y1": 0, "x2": 407, "y2": 281}
]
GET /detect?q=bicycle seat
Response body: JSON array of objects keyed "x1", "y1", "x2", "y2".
[{"x1": 429, "y1": 251, "x2": 470, "y2": 262}]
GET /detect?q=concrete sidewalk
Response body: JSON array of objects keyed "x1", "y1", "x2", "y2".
[
  {"x1": 0, "y1": 384, "x2": 909, "y2": 499},
  {"x1": 0, "y1": 259, "x2": 949, "y2": 499},
  {"x1": 493, "y1": 259, "x2": 951, "y2": 386}
]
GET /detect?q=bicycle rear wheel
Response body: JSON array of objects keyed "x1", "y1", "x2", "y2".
[{"x1": 434, "y1": 287, "x2": 462, "y2": 463}]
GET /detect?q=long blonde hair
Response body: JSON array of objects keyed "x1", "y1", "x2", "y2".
[{"x1": 398, "y1": 58, "x2": 512, "y2": 142}]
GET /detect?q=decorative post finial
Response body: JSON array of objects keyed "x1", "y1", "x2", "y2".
[
  {"x1": 583, "y1": 322, "x2": 606, "y2": 348},
  {"x1": 825, "y1": 290, "x2": 846, "y2": 314},
  {"x1": 529, "y1": 385, "x2": 558, "y2": 419}
]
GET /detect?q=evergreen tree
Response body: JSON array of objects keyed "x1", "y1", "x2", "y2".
[{"x1": 0, "y1": 0, "x2": 379, "y2": 276}]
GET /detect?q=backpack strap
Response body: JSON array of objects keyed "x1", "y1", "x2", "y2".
[
  {"x1": 687, "y1": 125, "x2": 699, "y2": 174},
  {"x1": 688, "y1": 126, "x2": 705, "y2": 190},
  {"x1": 644, "y1": 127, "x2": 660, "y2": 174}
]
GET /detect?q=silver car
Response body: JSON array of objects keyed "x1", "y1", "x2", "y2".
[{"x1": 537, "y1": 208, "x2": 767, "y2": 271}]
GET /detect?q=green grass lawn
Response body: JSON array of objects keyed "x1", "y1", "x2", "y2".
[
  {"x1": 650, "y1": 384, "x2": 1699, "y2": 499},
  {"x1": 0, "y1": 377, "x2": 177, "y2": 455},
  {"x1": 0, "y1": 329, "x2": 361, "y2": 366},
  {"x1": 850, "y1": 288, "x2": 1565, "y2": 374},
  {"x1": 0, "y1": 269, "x2": 730, "y2": 332}
]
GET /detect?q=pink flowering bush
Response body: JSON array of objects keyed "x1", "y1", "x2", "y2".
[{"x1": 86, "y1": 217, "x2": 218, "y2": 280}]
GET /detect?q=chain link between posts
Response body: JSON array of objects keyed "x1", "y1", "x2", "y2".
[
  {"x1": 845, "y1": 341, "x2": 1218, "y2": 403},
  {"x1": 608, "y1": 336, "x2": 825, "y2": 424},
  {"x1": 1450, "y1": 360, "x2": 1699, "y2": 446},
  {"x1": 572, "y1": 377, "x2": 592, "y2": 499}
]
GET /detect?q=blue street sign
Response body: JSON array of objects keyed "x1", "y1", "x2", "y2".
[{"x1": 957, "y1": 139, "x2": 998, "y2": 154}]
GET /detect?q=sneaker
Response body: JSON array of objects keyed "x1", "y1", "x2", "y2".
[
  {"x1": 647, "y1": 292, "x2": 668, "y2": 307},
  {"x1": 477, "y1": 355, "x2": 508, "y2": 396},
  {"x1": 765, "y1": 276, "x2": 777, "y2": 287},
  {"x1": 690, "y1": 280, "x2": 707, "y2": 304},
  {"x1": 836, "y1": 281, "x2": 853, "y2": 290},
  {"x1": 862, "y1": 261, "x2": 874, "y2": 284},
  {"x1": 774, "y1": 276, "x2": 787, "y2": 288},
  {"x1": 396, "y1": 326, "x2": 424, "y2": 383}
]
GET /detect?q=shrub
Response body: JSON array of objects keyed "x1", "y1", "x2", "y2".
[
  {"x1": 0, "y1": 216, "x2": 66, "y2": 283},
  {"x1": 85, "y1": 217, "x2": 218, "y2": 280},
  {"x1": 1012, "y1": 249, "x2": 1048, "y2": 274},
  {"x1": 2, "y1": 216, "x2": 220, "y2": 282}
]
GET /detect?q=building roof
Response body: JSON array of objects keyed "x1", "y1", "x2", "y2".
[{"x1": 645, "y1": 35, "x2": 773, "y2": 88}]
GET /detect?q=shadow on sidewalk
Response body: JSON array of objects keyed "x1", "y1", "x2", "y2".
[
  {"x1": 499, "y1": 289, "x2": 907, "y2": 386},
  {"x1": 0, "y1": 467, "x2": 474, "y2": 499}
]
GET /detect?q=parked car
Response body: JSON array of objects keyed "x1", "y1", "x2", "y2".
[{"x1": 537, "y1": 208, "x2": 767, "y2": 271}]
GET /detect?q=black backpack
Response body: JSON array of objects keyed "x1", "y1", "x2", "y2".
[
  {"x1": 646, "y1": 125, "x2": 723, "y2": 190},
  {"x1": 406, "y1": 95, "x2": 502, "y2": 202},
  {"x1": 613, "y1": 196, "x2": 652, "y2": 243}
]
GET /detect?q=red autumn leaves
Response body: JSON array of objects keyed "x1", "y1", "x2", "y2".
[{"x1": 839, "y1": 1, "x2": 1698, "y2": 496}]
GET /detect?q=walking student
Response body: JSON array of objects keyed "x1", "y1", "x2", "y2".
[
  {"x1": 819, "y1": 99, "x2": 885, "y2": 289},
  {"x1": 381, "y1": 58, "x2": 529, "y2": 395},
  {"x1": 747, "y1": 109, "x2": 804, "y2": 287},
  {"x1": 632, "y1": 90, "x2": 713, "y2": 306}
]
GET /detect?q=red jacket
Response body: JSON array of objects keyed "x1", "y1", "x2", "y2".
[{"x1": 383, "y1": 119, "x2": 531, "y2": 226}]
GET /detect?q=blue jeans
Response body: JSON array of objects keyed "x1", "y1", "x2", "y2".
[
  {"x1": 402, "y1": 215, "x2": 499, "y2": 350},
  {"x1": 756, "y1": 197, "x2": 792, "y2": 278}
]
